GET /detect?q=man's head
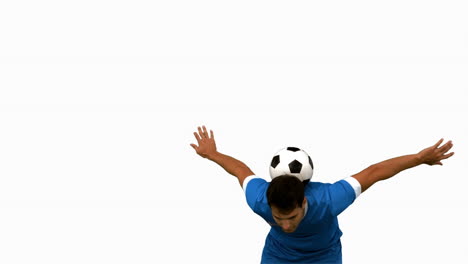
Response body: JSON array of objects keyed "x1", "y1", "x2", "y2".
[{"x1": 267, "y1": 175, "x2": 307, "y2": 233}]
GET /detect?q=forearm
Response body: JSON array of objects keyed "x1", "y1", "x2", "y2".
[
  {"x1": 369, "y1": 154, "x2": 423, "y2": 182},
  {"x1": 353, "y1": 153, "x2": 423, "y2": 192},
  {"x1": 207, "y1": 152, "x2": 254, "y2": 185}
]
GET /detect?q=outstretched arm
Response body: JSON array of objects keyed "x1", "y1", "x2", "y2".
[
  {"x1": 352, "y1": 139, "x2": 454, "y2": 193},
  {"x1": 190, "y1": 125, "x2": 254, "y2": 187}
]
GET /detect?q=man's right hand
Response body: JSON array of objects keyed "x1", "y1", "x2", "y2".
[
  {"x1": 190, "y1": 125, "x2": 254, "y2": 187},
  {"x1": 190, "y1": 125, "x2": 218, "y2": 160}
]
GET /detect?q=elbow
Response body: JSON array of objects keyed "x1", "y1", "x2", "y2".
[
  {"x1": 368, "y1": 163, "x2": 398, "y2": 182},
  {"x1": 233, "y1": 166, "x2": 254, "y2": 179}
]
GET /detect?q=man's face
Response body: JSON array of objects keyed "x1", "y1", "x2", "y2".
[{"x1": 271, "y1": 198, "x2": 307, "y2": 233}]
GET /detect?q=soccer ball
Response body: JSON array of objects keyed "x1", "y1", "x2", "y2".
[{"x1": 269, "y1": 147, "x2": 314, "y2": 183}]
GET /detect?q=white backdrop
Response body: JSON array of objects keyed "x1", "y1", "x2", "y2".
[{"x1": 1, "y1": 1, "x2": 467, "y2": 263}]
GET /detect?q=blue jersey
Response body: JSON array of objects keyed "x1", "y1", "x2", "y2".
[{"x1": 244, "y1": 176, "x2": 361, "y2": 264}]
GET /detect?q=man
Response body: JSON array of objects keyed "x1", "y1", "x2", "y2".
[{"x1": 190, "y1": 125, "x2": 454, "y2": 264}]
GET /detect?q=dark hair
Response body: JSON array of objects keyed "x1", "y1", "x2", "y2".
[{"x1": 267, "y1": 175, "x2": 305, "y2": 213}]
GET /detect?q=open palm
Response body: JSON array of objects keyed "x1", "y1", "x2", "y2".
[{"x1": 190, "y1": 125, "x2": 217, "y2": 159}]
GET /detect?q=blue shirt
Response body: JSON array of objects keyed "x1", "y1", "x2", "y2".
[{"x1": 244, "y1": 176, "x2": 361, "y2": 264}]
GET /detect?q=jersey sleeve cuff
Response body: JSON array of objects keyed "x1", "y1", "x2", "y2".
[
  {"x1": 344, "y1": 177, "x2": 362, "y2": 198},
  {"x1": 242, "y1": 175, "x2": 258, "y2": 193}
]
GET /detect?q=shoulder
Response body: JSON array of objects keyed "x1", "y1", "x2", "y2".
[
  {"x1": 305, "y1": 178, "x2": 361, "y2": 199},
  {"x1": 243, "y1": 175, "x2": 271, "y2": 213},
  {"x1": 242, "y1": 175, "x2": 269, "y2": 193},
  {"x1": 315, "y1": 177, "x2": 362, "y2": 217},
  {"x1": 304, "y1": 181, "x2": 330, "y2": 199},
  {"x1": 342, "y1": 177, "x2": 362, "y2": 198}
]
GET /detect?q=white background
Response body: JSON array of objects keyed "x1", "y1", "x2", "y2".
[{"x1": 1, "y1": 0, "x2": 467, "y2": 263}]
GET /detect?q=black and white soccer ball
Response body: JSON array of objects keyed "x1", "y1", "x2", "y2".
[{"x1": 269, "y1": 147, "x2": 314, "y2": 183}]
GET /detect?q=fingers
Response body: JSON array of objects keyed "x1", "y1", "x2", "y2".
[
  {"x1": 195, "y1": 125, "x2": 213, "y2": 140},
  {"x1": 433, "y1": 138, "x2": 444, "y2": 149},
  {"x1": 441, "y1": 151, "x2": 455, "y2": 160},
  {"x1": 193, "y1": 131, "x2": 201, "y2": 143},
  {"x1": 438, "y1": 140, "x2": 453, "y2": 154},
  {"x1": 198, "y1": 126, "x2": 205, "y2": 138},
  {"x1": 192, "y1": 126, "x2": 213, "y2": 148},
  {"x1": 191, "y1": 125, "x2": 214, "y2": 155},
  {"x1": 202, "y1": 126, "x2": 210, "y2": 139},
  {"x1": 197, "y1": 126, "x2": 210, "y2": 139},
  {"x1": 190, "y1": 143, "x2": 198, "y2": 151},
  {"x1": 433, "y1": 139, "x2": 455, "y2": 165}
]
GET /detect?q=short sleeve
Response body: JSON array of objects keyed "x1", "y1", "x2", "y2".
[
  {"x1": 328, "y1": 177, "x2": 361, "y2": 216},
  {"x1": 243, "y1": 175, "x2": 269, "y2": 211},
  {"x1": 344, "y1": 176, "x2": 362, "y2": 198}
]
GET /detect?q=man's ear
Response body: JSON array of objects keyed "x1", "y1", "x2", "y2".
[{"x1": 302, "y1": 197, "x2": 307, "y2": 207}]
